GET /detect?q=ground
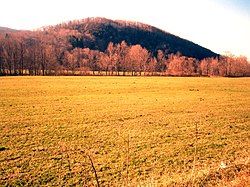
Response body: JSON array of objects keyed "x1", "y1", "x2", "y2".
[{"x1": 0, "y1": 76, "x2": 249, "y2": 186}]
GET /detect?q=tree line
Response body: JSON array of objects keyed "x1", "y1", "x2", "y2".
[{"x1": 0, "y1": 32, "x2": 249, "y2": 77}]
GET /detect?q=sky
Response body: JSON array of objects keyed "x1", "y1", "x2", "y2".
[{"x1": 0, "y1": 0, "x2": 250, "y2": 59}]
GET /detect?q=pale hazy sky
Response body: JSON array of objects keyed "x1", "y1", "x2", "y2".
[{"x1": 0, "y1": 0, "x2": 250, "y2": 59}]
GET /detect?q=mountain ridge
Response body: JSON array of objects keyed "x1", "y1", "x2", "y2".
[
  {"x1": 1, "y1": 17, "x2": 249, "y2": 77},
  {"x1": 0, "y1": 17, "x2": 219, "y2": 60},
  {"x1": 45, "y1": 17, "x2": 219, "y2": 60}
]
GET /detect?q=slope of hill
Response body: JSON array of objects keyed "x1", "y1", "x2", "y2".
[
  {"x1": 52, "y1": 17, "x2": 218, "y2": 60},
  {"x1": 0, "y1": 26, "x2": 18, "y2": 33},
  {"x1": 0, "y1": 18, "x2": 218, "y2": 60},
  {"x1": 2, "y1": 17, "x2": 234, "y2": 77}
]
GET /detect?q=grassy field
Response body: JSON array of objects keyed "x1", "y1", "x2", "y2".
[{"x1": 0, "y1": 76, "x2": 249, "y2": 186}]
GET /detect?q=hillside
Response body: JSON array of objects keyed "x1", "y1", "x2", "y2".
[
  {"x1": 52, "y1": 17, "x2": 218, "y2": 60},
  {"x1": 0, "y1": 26, "x2": 18, "y2": 33},
  {"x1": 4, "y1": 17, "x2": 249, "y2": 77}
]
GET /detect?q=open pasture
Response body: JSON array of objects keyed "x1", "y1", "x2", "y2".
[{"x1": 0, "y1": 77, "x2": 249, "y2": 186}]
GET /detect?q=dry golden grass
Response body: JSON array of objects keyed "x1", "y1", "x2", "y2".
[{"x1": 0, "y1": 76, "x2": 249, "y2": 186}]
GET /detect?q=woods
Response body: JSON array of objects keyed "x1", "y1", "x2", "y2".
[{"x1": 0, "y1": 31, "x2": 249, "y2": 77}]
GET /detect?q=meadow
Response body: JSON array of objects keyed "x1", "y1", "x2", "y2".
[{"x1": 0, "y1": 76, "x2": 249, "y2": 186}]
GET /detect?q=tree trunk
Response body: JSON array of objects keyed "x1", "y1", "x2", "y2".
[{"x1": 42, "y1": 67, "x2": 45, "y2": 76}]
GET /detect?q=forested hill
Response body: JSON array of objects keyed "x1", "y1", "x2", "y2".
[
  {"x1": 52, "y1": 17, "x2": 218, "y2": 60},
  {"x1": 3, "y1": 17, "x2": 249, "y2": 77}
]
